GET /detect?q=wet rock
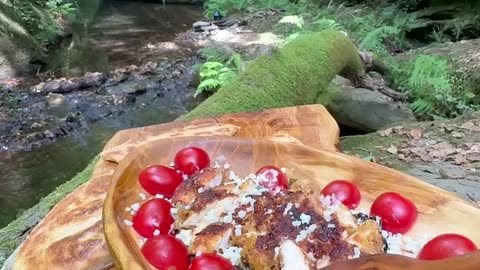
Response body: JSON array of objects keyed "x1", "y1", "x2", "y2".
[
  {"x1": 326, "y1": 82, "x2": 416, "y2": 132},
  {"x1": 33, "y1": 72, "x2": 106, "y2": 94},
  {"x1": 46, "y1": 93, "x2": 65, "y2": 108},
  {"x1": 193, "y1": 21, "x2": 211, "y2": 28}
]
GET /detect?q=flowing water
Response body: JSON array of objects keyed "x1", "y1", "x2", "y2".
[{"x1": 0, "y1": 1, "x2": 204, "y2": 227}]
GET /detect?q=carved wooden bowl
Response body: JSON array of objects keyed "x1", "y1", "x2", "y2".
[{"x1": 103, "y1": 136, "x2": 480, "y2": 270}]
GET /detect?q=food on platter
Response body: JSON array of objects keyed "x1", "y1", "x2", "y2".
[{"x1": 122, "y1": 147, "x2": 477, "y2": 270}]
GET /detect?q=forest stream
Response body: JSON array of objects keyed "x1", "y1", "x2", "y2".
[{"x1": 0, "y1": 0, "x2": 204, "y2": 227}]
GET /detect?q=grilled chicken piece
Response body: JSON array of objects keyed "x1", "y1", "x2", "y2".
[
  {"x1": 171, "y1": 168, "x2": 225, "y2": 205},
  {"x1": 189, "y1": 223, "x2": 233, "y2": 254},
  {"x1": 279, "y1": 240, "x2": 310, "y2": 270},
  {"x1": 346, "y1": 220, "x2": 384, "y2": 254}
]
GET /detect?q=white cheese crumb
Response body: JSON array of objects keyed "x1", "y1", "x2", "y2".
[
  {"x1": 353, "y1": 247, "x2": 361, "y2": 258},
  {"x1": 300, "y1": 213, "x2": 311, "y2": 224},
  {"x1": 294, "y1": 203, "x2": 300, "y2": 208},
  {"x1": 327, "y1": 223, "x2": 336, "y2": 228},
  {"x1": 224, "y1": 163, "x2": 231, "y2": 169},
  {"x1": 274, "y1": 247, "x2": 280, "y2": 258},
  {"x1": 124, "y1": 219, "x2": 133, "y2": 226},
  {"x1": 234, "y1": 225, "x2": 242, "y2": 236},
  {"x1": 292, "y1": 220, "x2": 302, "y2": 227},
  {"x1": 223, "y1": 213, "x2": 233, "y2": 223},
  {"x1": 265, "y1": 209, "x2": 273, "y2": 214},
  {"x1": 152, "y1": 220, "x2": 159, "y2": 227},
  {"x1": 130, "y1": 211, "x2": 135, "y2": 215},
  {"x1": 170, "y1": 162, "x2": 175, "y2": 167},
  {"x1": 154, "y1": 194, "x2": 164, "y2": 199},
  {"x1": 125, "y1": 207, "x2": 131, "y2": 212},
  {"x1": 221, "y1": 246, "x2": 243, "y2": 265},
  {"x1": 177, "y1": 230, "x2": 193, "y2": 246},
  {"x1": 182, "y1": 174, "x2": 188, "y2": 180},
  {"x1": 283, "y1": 203, "x2": 293, "y2": 215},
  {"x1": 198, "y1": 187, "x2": 204, "y2": 193},
  {"x1": 213, "y1": 162, "x2": 221, "y2": 169},
  {"x1": 280, "y1": 167, "x2": 287, "y2": 173},
  {"x1": 131, "y1": 203, "x2": 140, "y2": 212},
  {"x1": 171, "y1": 208, "x2": 178, "y2": 215},
  {"x1": 238, "y1": 210, "x2": 246, "y2": 218},
  {"x1": 153, "y1": 229, "x2": 160, "y2": 236}
]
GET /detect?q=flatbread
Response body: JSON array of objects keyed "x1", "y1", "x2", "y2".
[{"x1": 101, "y1": 123, "x2": 240, "y2": 163}]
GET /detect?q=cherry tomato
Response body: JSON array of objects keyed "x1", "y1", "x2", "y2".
[
  {"x1": 139, "y1": 165, "x2": 183, "y2": 198},
  {"x1": 174, "y1": 147, "x2": 210, "y2": 176},
  {"x1": 418, "y1": 233, "x2": 477, "y2": 260},
  {"x1": 132, "y1": 198, "x2": 174, "y2": 238},
  {"x1": 370, "y1": 192, "x2": 417, "y2": 234},
  {"x1": 142, "y1": 234, "x2": 189, "y2": 270},
  {"x1": 255, "y1": 165, "x2": 289, "y2": 192},
  {"x1": 189, "y1": 253, "x2": 233, "y2": 270},
  {"x1": 320, "y1": 180, "x2": 361, "y2": 210}
]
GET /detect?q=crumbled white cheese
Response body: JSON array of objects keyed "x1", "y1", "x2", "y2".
[
  {"x1": 152, "y1": 220, "x2": 159, "y2": 227},
  {"x1": 292, "y1": 220, "x2": 302, "y2": 227},
  {"x1": 124, "y1": 219, "x2": 133, "y2": 226},
  {"x1": 130, "y1": 211, "x2": 135, "y2": 215},
  {"x1": 131, "y1": 203, "x2": 140, "y2": 212},
  {"x1": 300, "y1": 213, "x2": 311, "y2": 224},
  {"x1": 284, "y1": 203, "x2": 293, "y2": 215},
  {"x1": 353, "y1": 247, "x2": 361, "y2": 258},
  {"x1": 238, "y1": 210, "x2": 246, "y2": 218},
  {"x1": 153, "y1": 229, "x2": 160, "y2": 236},
  {"x1": 274, "y1": 247, "x2": 280, "y2": 258},
  {"x1": 222, "y1": 246, "x2": 243, "y2": 265},
  {"x1": 125, "y1": 207, "x2": 131, "y2": 212},
  {"x1": 224, "y1": 163, "x2": 231, "y2": 169},
  {"x1": 223, "y1": 213, "x2": 233, "y2": 223},
  {"x1": 171, "y1": 208, "x2": 178, "y2": 215},
  {"x1": 169, "y1": 162, "x2": 175, "y2": 167},
  {"x1": 182, "y1": 174, "x2": 188, "y2": 180},
  {"x1": 234, "y1": 225, "x2": 242, "y2": 236},
  {"x1": 327, "y1": 223, "x2": 336, "y2": 228},
  {"x1": 295, "y1": 224, "x2": 317, "y2": 242},
  {"x1": 198, "y1": 187, "x2": 204, "y2": 193},
  {"x1": 294, "y1": 203, "x2": 300, "y2": 208},
  {"x1": 154, "y1": 194, "x2": 164, "y2": 199},
  {"x1": 177, "y1": 230, "x2": 193, "y2": 246},
  {"x1": 280, "y1": 167, "x2": 287, "y2": 173},
  {"x1": 265, "y1": 209, "x2": 273, "y2": 215}
]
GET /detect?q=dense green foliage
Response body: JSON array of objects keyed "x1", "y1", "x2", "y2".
[
  {"x1": 202, "y1": 0, "x2": 480, "y2": 119},
  {"x1": 181, "y1": 29, "x2": 364, "y2": 120},
  {"x1": 0, "y1": 0, "x2": 77, "y2": 47}
]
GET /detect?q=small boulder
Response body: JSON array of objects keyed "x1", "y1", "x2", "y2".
[{"x1": 326, "y1": 85, "x2": 415, "y2": 132}]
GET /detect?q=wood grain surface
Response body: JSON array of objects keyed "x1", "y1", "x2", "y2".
[
  {"x1": 103, "y1": 135, "x2": 480, "y2": 270},
  {"x1": 12, "y1": 105, "x2": 339, "y2": 270}
]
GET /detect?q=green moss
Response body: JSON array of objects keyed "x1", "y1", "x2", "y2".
[
  {"x1": 179, "y1": 30, "x2": 365, "y2": 120},
  {"x1": 340, "y1": 133, "x2": 410, "y2": 171},
  {"x1": 0, "y1": 155, "x2": 99, "y2": 266}
]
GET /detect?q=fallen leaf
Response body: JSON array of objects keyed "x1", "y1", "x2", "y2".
[
  {"x1": 409, "y1": 128, "x2": 423, "y2": 139},
  {"x1": 451, "y1": 131, "x2": 464, "y2": 138},
  {"x1": 453, "y1": 154, "x2": 468, "y2": 165},
  {"x1": 409, "y1": 147, "x2": 431, "y2": 161},
  {"x1": 461, "y1": 121, "x2": 480, "y2": 132},
  {"x1": 386, "y1": 145, "x2": 398, "y2": 154},
  {"x1": 467, "y1": 153, "x2": 480, "y2": 162},
  {"x1": 378, "y1": 128, "x2": 393, "y2": 137},
  {"x1": 427, "y1": 142, "x2": 457, "y2": 158},
  {"x1": 392, "y1": 126, "x2": 404, "y2": 133}
]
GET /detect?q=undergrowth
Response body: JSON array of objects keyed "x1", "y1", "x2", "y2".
[
  {"x1": 202, "y1": 0, "x2": 480, "y2": 120},
  {"x1": 194, "y1": 48, "x2": 244, "y2": 97}
]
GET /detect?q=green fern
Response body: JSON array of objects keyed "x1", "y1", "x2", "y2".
[
  {"x1": 314, "y1": 18, "x2": 343, "y2": 31},
  {"x1": 359, "y1": 26, "x2": 399, "y2": 56},
  {"x1": 278, "y1": 15, "x2": 305, "y2": 29}
]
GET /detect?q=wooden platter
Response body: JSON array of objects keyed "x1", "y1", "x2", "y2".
[
  {"x1": 103, "y1": 135, "x2": 480, "y2": 270},
  {"x1": 10, "y1": 105, "x2": 341, "y2": 270}
]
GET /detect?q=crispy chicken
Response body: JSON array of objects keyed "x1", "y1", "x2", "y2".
[{"x1": 171, "y1": 167, "x2": 385, "y2": 269}]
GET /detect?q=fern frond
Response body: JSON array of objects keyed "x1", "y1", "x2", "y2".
[{"x1": 278, "y1": 15, "x2": 305, "y2": 29}]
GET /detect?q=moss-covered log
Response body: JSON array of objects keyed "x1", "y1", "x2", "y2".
[
  {"x1": 179, "y1": 30, "x2": 365, "y2": 120},
  {"x1": 0, "y1": 30, "x2": 365, "y2": 267}
]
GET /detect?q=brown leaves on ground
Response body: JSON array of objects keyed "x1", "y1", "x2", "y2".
[{"x1": 377, "y1": 120, "x2": 480, "y2": 169}]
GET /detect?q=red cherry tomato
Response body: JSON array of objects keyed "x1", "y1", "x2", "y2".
[
  {"x1": 174, "y1": 147, "x2": 210, "y2": 176},
  {"x1": 189, "y1": 253, "x2": 233, "y2": 270},
  {"x1": 139, "y1": 165, "x2": 183, "y2": 198},
  {"x1": 255, "y1": 165, "x2": 289, "y2": 192},
  {"x1": 132, "y1": 198, "x2": 174, "y2": 238},
  {"x1": 142, "y1": 234, "x2": 190, "y2": 270},
  {"x1": 418, "y1": 233, "x2": 477, "y2": 260},
  {"x1": 370, "y1": 192, "x2": 417, "y2": 234},
  {"x1": 320, "y1": 180, "x2": 361, "y2": 210}
]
